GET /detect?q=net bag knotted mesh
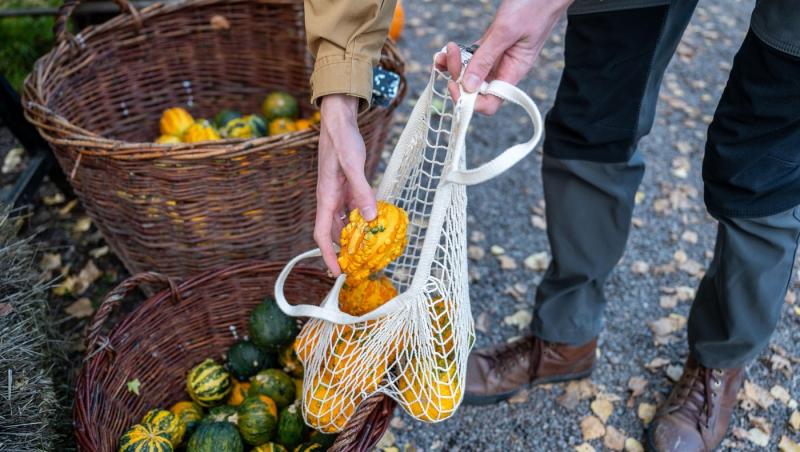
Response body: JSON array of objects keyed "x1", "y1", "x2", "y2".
[{"x1": 275, "y1": 48, "x2": 543, "y2": 431}]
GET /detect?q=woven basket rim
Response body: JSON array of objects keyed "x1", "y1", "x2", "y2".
[{"x1": 23, "y1": 0, "x2": 405, "y2": 161}]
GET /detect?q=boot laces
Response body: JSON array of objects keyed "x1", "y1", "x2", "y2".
[
  {"x1": 668, "y1": 364, "x2": 723, "y2": 429},
  {"x1": 489, "y1": 337, "x2": 542, "y2": 374}
]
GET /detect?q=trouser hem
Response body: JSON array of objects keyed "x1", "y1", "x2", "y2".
[{"x1": 530, "y1": 321, "x2": 600, "y2": 346}]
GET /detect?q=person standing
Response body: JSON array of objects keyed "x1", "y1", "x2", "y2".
[{"x1": 305, "y1": 0, "x2": 800, "y2": 450}]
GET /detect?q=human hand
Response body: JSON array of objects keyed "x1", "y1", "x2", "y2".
[
  {"x1": 315, "y1": 94, "x2": 377, "y2": 276},
  {"x1": 435, "y1": 0, "x2": 572, "y2": 114}
]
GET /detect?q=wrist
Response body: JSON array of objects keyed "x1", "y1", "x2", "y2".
[{"x1": 320, "y1": 94, "x2": 359, "y2": 127}]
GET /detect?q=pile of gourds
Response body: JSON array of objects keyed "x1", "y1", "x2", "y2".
[
  {"x1": 155, "y1": 91, "x2": 320, "y2": 144},
  {"x1": 118, "y1": 298, "x2": 335, "y2": 452}
]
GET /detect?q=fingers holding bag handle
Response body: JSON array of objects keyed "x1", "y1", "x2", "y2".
[{"x1": 445, "y1": 80, "x2": 544, "y2": 186}]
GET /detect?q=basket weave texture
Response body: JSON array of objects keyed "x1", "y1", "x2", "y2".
[
  {"x1": 23, "y1": 0, "x2": 406, "y2": 280},
  {"x1": 73, "y1": 262, "x2": 395, "y2": 451}
]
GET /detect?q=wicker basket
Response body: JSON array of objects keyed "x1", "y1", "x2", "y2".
[
  {"x1": 73, "y1": 262, "x2": 396, "y2": 451},
  {"x1": 22, "y1": 0, "x2": 406, "y2": 280}
]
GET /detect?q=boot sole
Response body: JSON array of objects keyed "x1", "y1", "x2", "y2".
[
  {"x1": 645, "y1": 418, "x2": 727, "y2": 452},
  {"x1": 462, "y1": 366, "x2": 595, "y2": 406}
]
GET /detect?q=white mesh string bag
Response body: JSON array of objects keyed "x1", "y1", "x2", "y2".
[{"x1": 275, "y1": 48, "x2": 543, "y2": 431}]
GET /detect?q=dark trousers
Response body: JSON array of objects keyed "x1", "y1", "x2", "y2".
[{"x1": 532, "y1": 2, "x2": 800, "y2": 368}]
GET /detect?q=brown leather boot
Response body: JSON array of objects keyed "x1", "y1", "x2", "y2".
[
  {"x1": 463, "y1": 335, "x2": 597, "y2": 405},
  {"x1": 647, "y1": 356, "x2": 745, "y2": 452}
]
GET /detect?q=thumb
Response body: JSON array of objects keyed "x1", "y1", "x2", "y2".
[
  {"x1": 462, "y1": 40, "x2": 503, "y2": 93},
  {"x1": 342, "y1": 162, "x2": 377, "y2": 221}
]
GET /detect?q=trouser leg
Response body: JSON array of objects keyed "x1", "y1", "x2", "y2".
[
  {"x1": 690, "y1": 24, "x2": 800, "y2": 368},
  {"x1": 688, "y1": 208, "x2": 800, "y2": 368},
  {"x1": 532, "y1": 1, "x2": 698, "y2": 343}
]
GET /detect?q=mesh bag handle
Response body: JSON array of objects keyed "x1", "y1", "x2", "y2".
[
  {"x1": 275, "y1": 79, "x2": 542, "y2": 324},
  {"x1": 274, "y1": 249, "x2": 407, "y2": 323},
  {"x1": 444, "y1": 80, "x2": 543, "y2": 185}
]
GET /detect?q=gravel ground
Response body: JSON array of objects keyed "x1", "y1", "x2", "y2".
[
  {"x1": 384, "y1": 0, "x2": 800, "y2": 451},
  {"x1": 2, "y1": 0, "x2": 799, "y2": 450}
]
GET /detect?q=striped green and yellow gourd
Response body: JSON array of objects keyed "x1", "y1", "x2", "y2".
[
  {"x1": 118, "y1": 423, "x2": 173, "y2": 452},
  {"x1": 187, "y1": 358, "x2": 232, "y2": 407}
]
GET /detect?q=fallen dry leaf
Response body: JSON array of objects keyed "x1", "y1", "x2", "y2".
[
  {"x1": 779, "y1": 436, "x2": 800, "y2": 452},
  {"x1": 40, "y1": 252, "x2": 62, "y2": 272},
  {"x1": 73, "y1": 216, "x2": 93, "y2": 233},
  {"x1": 503, "y1": 310, "x2": 531, "y2": 331},
  {"x1": 603, "y1": 426, "x2": 626, "y2": 451},
  {"x1": 531, "y1": 215, "x2": 546, "y2": 230},
  {"x1": 580, "y1": 415, "x2": 605, "y2": 440},
  {"x1": 65, "y1": 297, "x2": 94, "y2": 319},
  {"x1": 659, "y1": 295, "x2": 678, "y2": 309},
  {"x1": 741, "y1": 381, "x2": 775, "y2": 411},
  {"x1": 789, "y1": 411, "x2": 800, "y2": 431},
  {"x1": 637, "y1": 403, "x2": 656, "y2": 425},
  {"x1": 628, "y1": 376, "x2": 648, "y2": 398},
  {"x1": 497, "y1": 255, "x2": 517, "y2": 270},
  {"x1": 574, "y1": 444, "x2": 595, "y2": 452},
  {"x1": 42, "y1": 191, "x2": 65, "y2": 206},
  {"x1": 524, "y1": 252, "x2": 549, "y2": 272},
  {"x1": 2, "y1": 147, "x2": 23, "y2": 173},
  {"x1": 470, "y1": 230, "x2": 485, "y2": 243},
  {"x1": 490, "y1": 245, "x2": 505, "y2": 255},
  {"x1": 665, "y1": 364, "x2": 684, "y2": 382},
  {"x1": 645, "y1": 357, "x2": 670, "y2": 371},
  {"x1": 89, "y1": 246, "x2": 110, "y2": 259},
  {"x1": 771, "y1": 385, "x2": 791, "y2": 405},
  {"x1": 733, "y1": 427, "x2": 769, "y2": 447},
  {"x1": 558, "y1": 379, "x2": 598, "y2": 410},
  {"x1": 648, "y1": 314, "x2": 687, "y2": 337},
  {"x1": 58, "y1": 199, "x2": 78, "y2": 216},
  {"x1": 468, "y1": 245, "x2": 485, "y2": 261},
  {"x1": 624, "y1": 438, "x2": 644, "y2": 452},
  {"x1": 631, "y1": 261, "x2": 650, "y2": 275},
  {"x1": 72, "y1": 260, "x2": 102, "y2": 296},
  {"x1": 749, "y1": 415, "x2": 772, "y2": 436},
  {"x1": 681, "y1": 230, "x2": 698, "y2": 244},
  {"x1": 389, "y1": 416, "x2": 405, "y2": 429},
  {"x1": 591, "y1": 398, "x2": 614, "y2": 423}
]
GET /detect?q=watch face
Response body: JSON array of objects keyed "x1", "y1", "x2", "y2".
[{"x1": 372, "y1": 66, "x2": 401, "y2": 107}]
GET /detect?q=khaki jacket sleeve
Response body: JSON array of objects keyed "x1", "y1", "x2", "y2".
[{"x1": 304, "y1": 0, "x2": 397, "y2": 110}]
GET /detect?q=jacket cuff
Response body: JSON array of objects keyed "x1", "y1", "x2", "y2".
[{"x1": 310, "y1": 55, "x2": 373, "y2": 112}]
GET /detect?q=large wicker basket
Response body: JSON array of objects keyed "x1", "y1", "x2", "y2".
[
  {"x1": 22, "y1": 0, "x2": 405, "y2": 280},
  {"x1": 73, "y1": 262, "x2": 396, "y2": 451}
]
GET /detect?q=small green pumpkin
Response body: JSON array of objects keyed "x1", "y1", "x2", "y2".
[
  {"x1": 249, "y1": 369, "x2": 296, "y2": 408},
  {"x1": 292, "y1": 443, "x2": 323, "y2": 452},
  {"x1": 253, "y1": 443, "x2": 288, "y2": 452},
  {"x1": 170, "y1": 401, "x2": 203, "y2": 438},
  {"x1": 244, "y1": 114, "x2": 268, "y2": 137},
  {"x1": 118, "y1": 423, "x2": 173, "y2": 452},
  {"x1": 278, "y1": 344, "x2": 304, "y2": 378},
  {"x1": 237, "y1": 395, "x2": 278, "y2": 445},
  {"x1": 222, "y1": 118, "x2": 253, "y2": 139},
  {"x1": 141, "y1": 408, "x2": 183, "y2": 446},
  {"x1": 186, "y1": 421, "x2": 243, "y2": 452},
  {"x1": 276, "y1": 401, "x2": 305, "y2": 449},
  {"x1": 205, "y1": 405, "x2": 239, "y2": 425},
  {"x1": 227, "y1": 340, "x2": 272, "y2": 380},
  {"x1": 249, "y1": 298, "x2": 299, "y2": 351},
  {"x1": 308, "y1": 431, "x2": 338, "y2": 450},
  {"x1": 187, "y1": 358, "x2": 231, "y2": 407},
  {"x1": 214, "y1": 109, "x2": 243, "y2": 128}
]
